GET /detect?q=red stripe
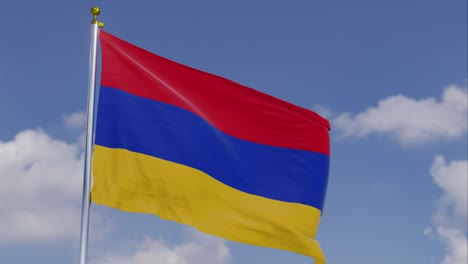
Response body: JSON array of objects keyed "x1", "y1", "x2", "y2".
[{"x1": 99, "y1": 30, "x2": 330, "y2": 155}]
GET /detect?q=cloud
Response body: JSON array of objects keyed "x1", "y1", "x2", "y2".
[
  {"x1": 333, "y1": 85, "x2": 467, "y2": 144},
  {"x1": 424, "y1": 227, "x2": 434, "y2": 237},
  {"x1": 92, "y1": 231, "x2": 230, "y2": 264},
  {"x1": 429, "y1": 156, "x2": 468, "y2": 264},
  {"x1": 436, "y1": 227, "x2": 468, "y2": 264},
  {"x1": 63, "y1": 111, "x2": 87, "y2": 129},
  {"x1": 63, "y1": 111, "x2": 87, "y2": 149},
  {"x1": 0, "y1": 129, "x2": 84, "y2": 242},
  {"x1": 431, "y1": 156, "x2": 468, "y2": 225},
  {"x1": 311, "y1": 104, "x2": 334, "y2": 119}
]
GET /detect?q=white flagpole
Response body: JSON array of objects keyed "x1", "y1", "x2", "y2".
[{"x1": 79, "y1": 6, "x2": 103, "y2": 264}]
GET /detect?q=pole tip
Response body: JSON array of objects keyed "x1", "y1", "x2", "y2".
[
  {"x1": 90, "y1": 6, "x2": 101, "y2": 16},
  {"x1": 90, "y1": 6, "x2": 104, "y2": 28}
]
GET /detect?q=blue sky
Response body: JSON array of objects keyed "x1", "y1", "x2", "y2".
[{"x1": 0, "y1": 1, "x2": 466, "y2": 264}]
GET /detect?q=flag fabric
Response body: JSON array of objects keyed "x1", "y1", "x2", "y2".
[{"x1": 92, "y1": 30, "x2": 331, "y2": 263}]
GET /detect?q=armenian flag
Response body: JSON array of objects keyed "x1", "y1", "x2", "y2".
[{"x1": 92, "y1": 30, "x2": 330, "y2": 263}]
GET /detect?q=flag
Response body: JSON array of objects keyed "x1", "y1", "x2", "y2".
[{"x1": 92, "y1": 30, "x2": 331, "y2": 263}]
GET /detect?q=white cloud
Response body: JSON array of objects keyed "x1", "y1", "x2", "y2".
[
  {"x1": 311, "y1": 104, "x2": 334, "y2": 119},
  {"x1": 333, "y1": 85, "x2": 467, "y2": 144},
  {"x1": 93, "y1": 232, "x2": 230, "y2": 264},
  {"x1": 63, "y1": 111, "x2": 88, "y2": 150},
  {"x1": 424, "y1": 227, "x2": 434, "y2": 237},
  {"x1": 0, "y1": 129, "x2": 84, "y2": 242},
  {"x1": 429, "y1": 156, "x2": 468, "y2": 264},
  {"x1": 437, "y1": 227, "x2": 468, "y2": 264},
  {"x1": 63, "y1": 111, "x2": 87, "y2": 129},
  {"x1": 431, "y1": 156, "x2": 468, "y2": 225}
]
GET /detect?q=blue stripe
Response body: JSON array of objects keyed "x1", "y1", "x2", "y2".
[{"x1": 95, "y1": 86, "x2": 329, "y2": 210}]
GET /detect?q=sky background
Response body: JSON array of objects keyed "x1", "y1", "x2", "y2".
[{"x1": 0, "y1": 1, "x2": 466, "y2": 264}]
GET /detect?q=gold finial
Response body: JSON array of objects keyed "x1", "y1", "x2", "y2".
[
  {"x1": 91, "y1": 6, "x2": 101, "y2": 16},
  {"x1": 90, "y1": 6, "x2": 104, "y2": 28}
]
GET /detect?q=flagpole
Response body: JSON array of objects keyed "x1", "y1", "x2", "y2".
[{"x1": 79, "y1": 6, "x2": 103, "y2": 264}]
